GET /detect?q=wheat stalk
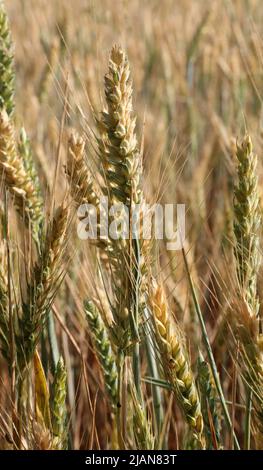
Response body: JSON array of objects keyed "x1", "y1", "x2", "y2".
[{"x1": 0, "y1": 203, "x2": 8, "y2": 359}]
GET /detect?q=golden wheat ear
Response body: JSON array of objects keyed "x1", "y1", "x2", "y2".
[
  {"x1": 232, "y1": 134, "x2": 263, "y2": 447},
  {"x1": 0, "y1": 111, "x2": 43, "y2": 242},
  {"x1": 97, "y1": 45, "x2": 142, "y2": 207},
  {"x1": 150, "y1": 281, "x2": 204, "y2": 445}
]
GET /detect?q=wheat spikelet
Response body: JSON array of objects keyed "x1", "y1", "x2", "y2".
[
  {"x1": 150, "y1": 281, "x2": 203, "y2": 442},
  {"x1": 0, "y1": 2, "x2": 14, "y2": 116},
  {"x1": 84, "y1": 300, "x2": 118, "y2": 409},
  {"x1": 0, "y1": 110, "x2": 43, "y2": 240},
  {"x1": 51, "y1": 357, "x2": 67, "y2": 450}
]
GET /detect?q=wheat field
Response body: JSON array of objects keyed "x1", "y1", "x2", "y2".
[{"x1": 0, "y1": 0, "x2": 263, "y2": 451}]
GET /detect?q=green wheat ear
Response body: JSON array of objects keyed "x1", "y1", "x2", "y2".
[
  {"x1": 84, "y1": 300, "x2": 118, "y2": 410},
  {"x1": 197, "y1": 353, "x2": 222, "y2": 449},
  {"x1": 0, "y1": 1, "x2": 15, "y2": 116},
  {"x1": 51, "y1": 357, "x2": 68, "y2": 450}
]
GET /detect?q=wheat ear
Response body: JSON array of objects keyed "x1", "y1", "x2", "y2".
[
  {"x1": 0, "y1": 2, "x2": 14, "y2": 116},
  {"x1": 233, "y1": 135, "x2": 263, "y2": 446},
  {"x1": 197, "y1": 353, "x2": 222, "y2": 449},
  {"x1": 234, "y1": 135, "x2": 261, "y2": 316},
  {"x1": 84, "y1": 300, "x2": 118, "y2": 409},
  {"x1": 18, "y1": 127, "x2": 43, "y2": 223},
  {"x1": 98, "y1": 45, "x2": 141, "y2": 206},
  {"x1": 18, "y1": 204, "x2": 69, "y2": 368},
  {"x1": 150, "y1": 282, "x2": 204, "y2": 443},
  {"x1": 97, "y1": 46, "x2": 145, "y2": 354},
  {"x1": 51, "y1": 357, "x2": 67, "y2": 450},
  {"x1": 0, "y1": 111, "x2": 43, "y2": 241},
  {"x1": 131, "y1": 387, "x2": 155, "y2": 450}
]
